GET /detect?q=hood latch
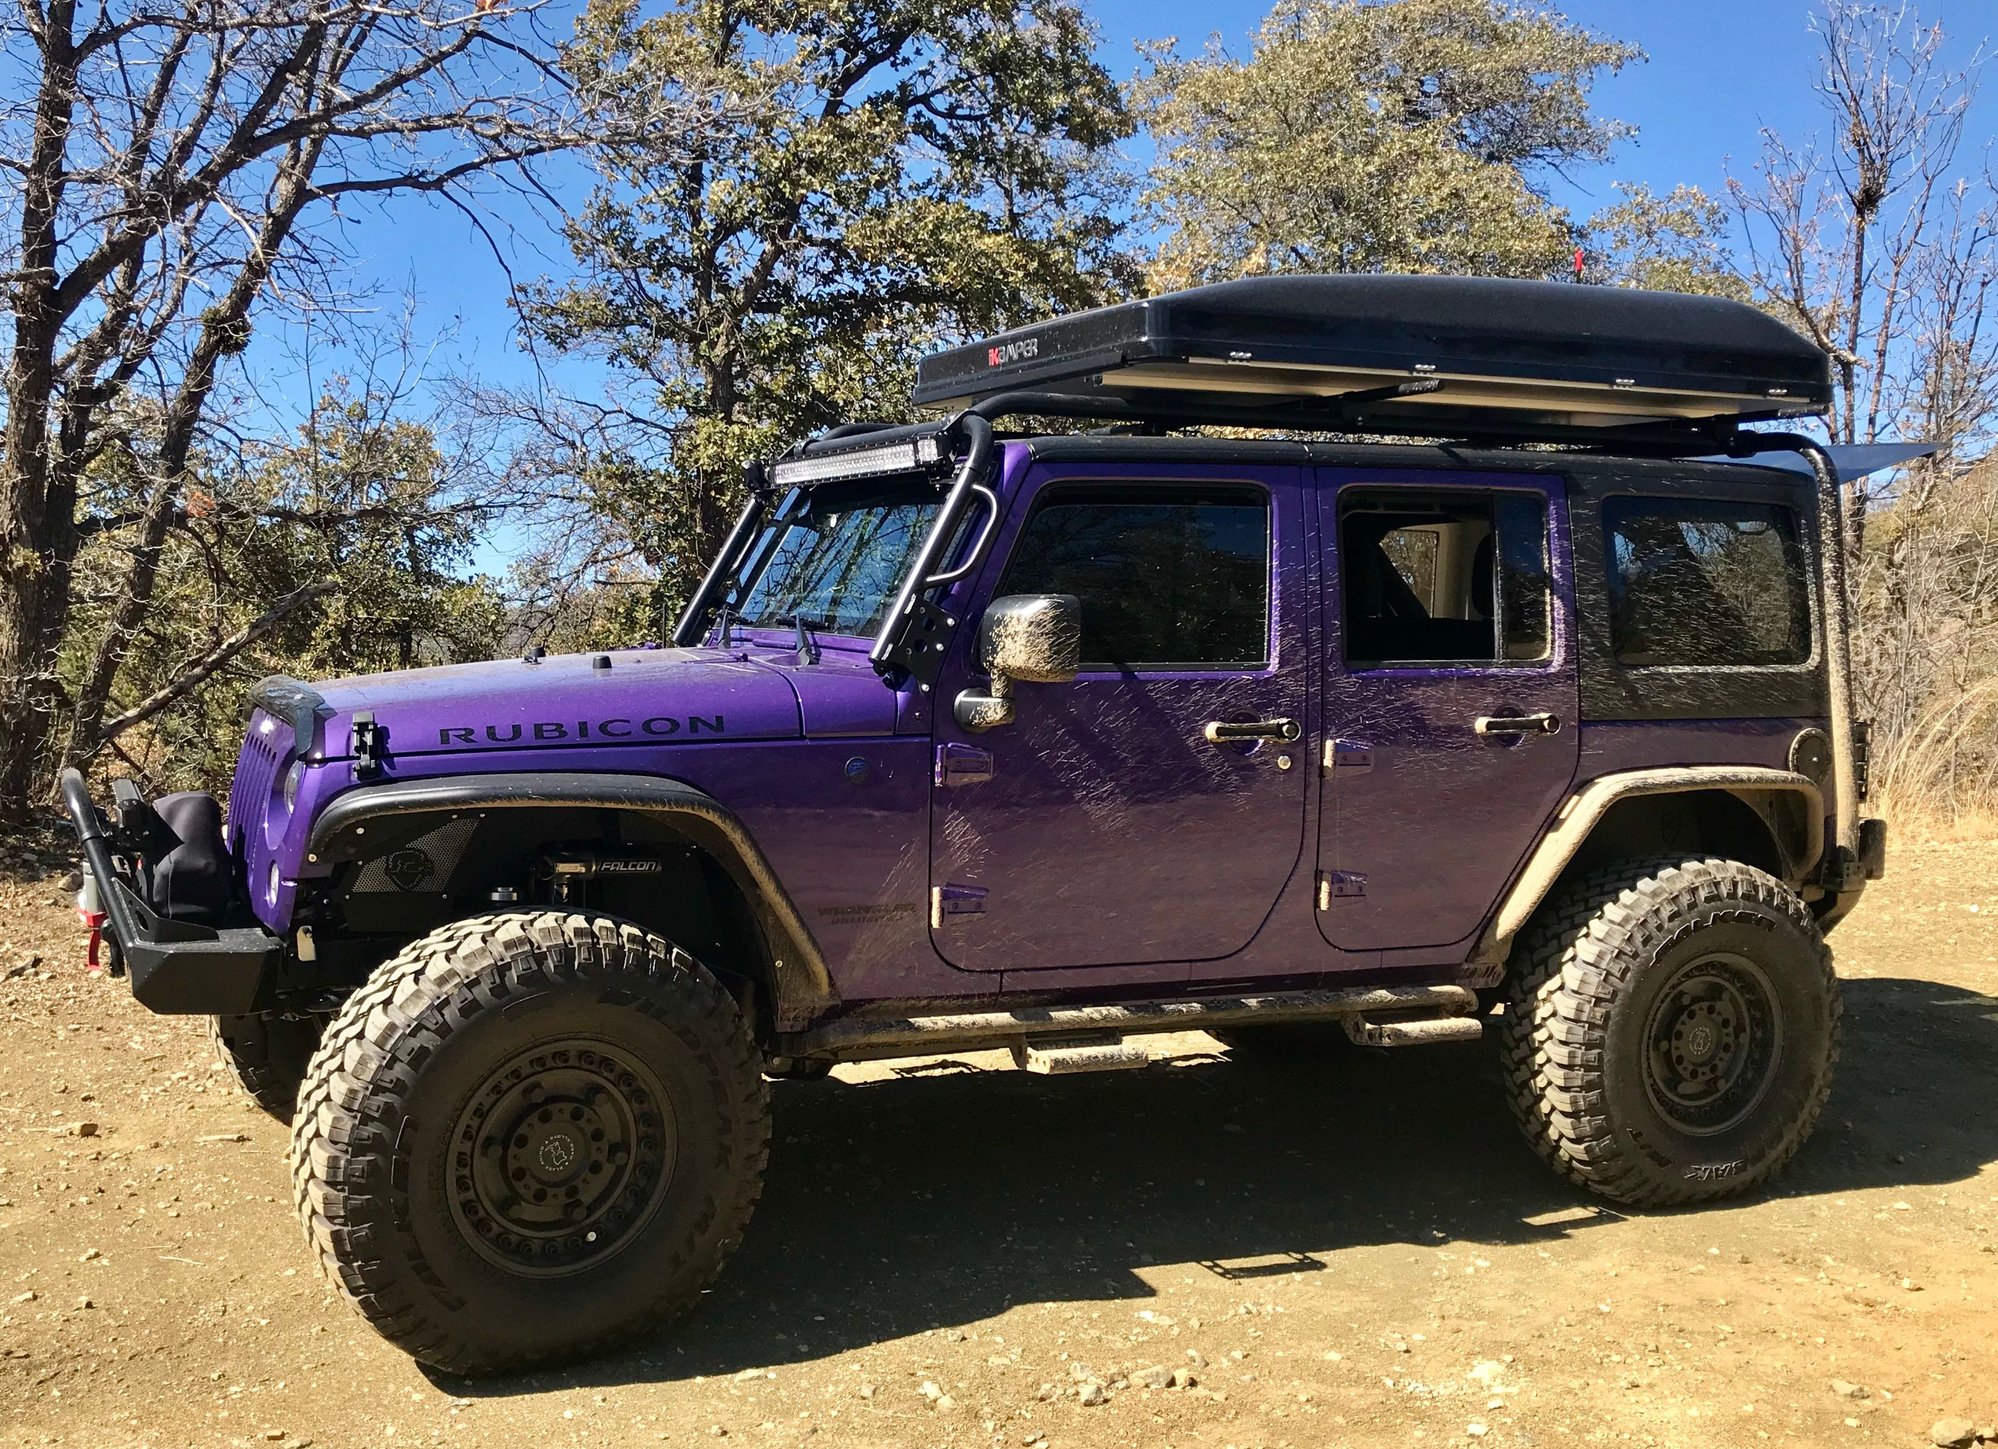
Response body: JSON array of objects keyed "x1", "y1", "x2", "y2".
[{"x1": 350, "y1": 711, "x2": 385, "y2": 781}]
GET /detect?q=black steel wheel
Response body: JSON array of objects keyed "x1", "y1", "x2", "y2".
[
  {"x1": 1502, "y1": 856, "x2": 1839, "y2": 1207},
  {"x1": 450, "y1": 1041, "x2": 675, "y2": 1276},
  {"x1": 291, "y1": 912, "x2": 769, "y2": 1375},
  {"x1": 1640, "y1": 955, "x2": 1782, "y2": 1136}
]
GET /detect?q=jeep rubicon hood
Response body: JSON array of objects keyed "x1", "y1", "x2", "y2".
[{"x1": 302, "y1": 646, "x2": 806, "y2": 759}]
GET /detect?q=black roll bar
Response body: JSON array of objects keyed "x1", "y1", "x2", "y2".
[
  {"x1": 867, "y1": 414, "x2": 998, "y2": 688},
  {"x1": 1726, "y1": 432, "x2": 1863, "y2": 876}
]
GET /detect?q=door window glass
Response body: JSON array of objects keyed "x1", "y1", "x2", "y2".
[
  {"x1": 1339, "y1": 488, "x2": 1550, "y2": 665},
  {"x1": 997, "y1": 484, "x2": 1270, "y2": 669},
  {"x1": 1604, "y1": 497, "x2": 1811, "y2": 667}
]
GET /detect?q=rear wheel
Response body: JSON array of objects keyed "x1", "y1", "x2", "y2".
[
  {"x1": 1502, "y1": 856, "x2": 1839, "y2": 1207},
  {"x1": 290, "y1": 911, "x2": 770, "y2": 1375},
  {"x1": 209, "y1": 1012, "x2": 322, "y2": 1121}
]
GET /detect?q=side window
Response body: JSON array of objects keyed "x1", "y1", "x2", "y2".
[
  {"x1": 996, "y1": 484, "x2": 1270, "y2": 669},
  {"x1": 1338, "y1": 487, "x2": 1550, "y2": 665},
  {"x1": 1604, "y1": 497, "x2": 1811, "y2": 667}
]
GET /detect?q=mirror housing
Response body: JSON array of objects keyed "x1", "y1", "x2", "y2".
[
  {"x1": 953, "y1": 594, "x2": 1081, "y2": 731},
  {"x1": 979, "y1": 594, "x2": 1081, "y2": 683}
]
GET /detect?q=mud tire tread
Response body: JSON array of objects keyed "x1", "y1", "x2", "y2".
[
  {"x1": 288, "y1": 910, "x2": 769, "y2": 1375},
  {"x1": 1500, "y1": 856, "x2": 1840, "y2": 1207},
  {"x1": 210, "y1": 1013, "x2": 321, "y2": 1121}
]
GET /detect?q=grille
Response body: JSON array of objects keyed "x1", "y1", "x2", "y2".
[{"x1": 227, "y1": 713, "x2": 284, "y2": 858}]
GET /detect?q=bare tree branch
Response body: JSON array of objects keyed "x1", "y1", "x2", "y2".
[
  {"x1": 0, "y1": 0, "x2": 727, "y2": 812},
  {"x1": 78, "y1": 577, "x2": 338, "y2": 759}
]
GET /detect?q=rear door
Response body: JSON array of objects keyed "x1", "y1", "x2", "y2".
[{"x1": 1315, "y1": 470, "x2": 1579, "y2": 952}]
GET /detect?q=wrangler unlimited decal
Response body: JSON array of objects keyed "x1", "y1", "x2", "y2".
[{"x1": 436, "y1": 715, "x2": 725, "y2": 747}]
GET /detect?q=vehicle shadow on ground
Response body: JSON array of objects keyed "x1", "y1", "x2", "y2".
[{"x1": 443, "y1": 975, "x2": 1998, "y2": 1395}]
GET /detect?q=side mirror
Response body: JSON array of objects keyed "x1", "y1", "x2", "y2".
[
  {"x1": 954, "y1": 594, "x2": 1081, "y2": 731},
  {"x1": 981, "y1": 593, "x2": 1081, "y2": 683}
]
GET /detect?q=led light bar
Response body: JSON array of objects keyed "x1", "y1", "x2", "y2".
[{"x1": 769, "y1": 434, "x2": 945, "y2": 489}]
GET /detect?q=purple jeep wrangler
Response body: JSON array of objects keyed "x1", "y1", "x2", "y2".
[{"x1": 64, "y1": 275, "x2": 1907, "y2": 1374}]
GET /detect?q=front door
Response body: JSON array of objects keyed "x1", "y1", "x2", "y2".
[
  {"x1": 930, "y1": 466, "x2": 1309, "y2": 974},
  {"x1": 1316, "y1": 471, "x2": 1579, "y2": 953}
]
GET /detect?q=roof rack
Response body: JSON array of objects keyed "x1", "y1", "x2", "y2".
[{"x1": 913, "y1": 274, "x2": 1832, "y2": 445}]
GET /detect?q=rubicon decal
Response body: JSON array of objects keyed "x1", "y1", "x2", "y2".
[
  {"x1": 437, "y1": 715, "x2": 725, "y2": 747},
  {"x1": 985, "y1": 336, "x2": 1039, "y2": 367}
]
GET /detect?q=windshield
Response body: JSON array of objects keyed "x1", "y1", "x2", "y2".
[{"x1": 733, "y1": 478, "x2": 944, "y2": 636}]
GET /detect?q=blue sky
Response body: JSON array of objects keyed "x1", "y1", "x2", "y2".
[{"x1": 273, "y1": 0, "x2": 1995, "y2": 565}]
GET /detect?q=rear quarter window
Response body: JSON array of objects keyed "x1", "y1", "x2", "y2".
[{"x1": 1604, "y1": 497, "x2": 1812, "y2": 667}]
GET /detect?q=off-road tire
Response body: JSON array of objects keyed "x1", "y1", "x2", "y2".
[
  {"x1": 1502, "y1": 856, "x2": 1839, "y2": 1207},
  {"x1": 290, "y1": 911, "x2": 770, "y2": 1375},
  {"x1": 209, "y1": 1012, "x2": 322, "y2": 1120}
]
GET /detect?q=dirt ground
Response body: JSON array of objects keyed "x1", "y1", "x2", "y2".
[{"x1": 3, "y1": 833, "x2": 1996, "y2": 1449}]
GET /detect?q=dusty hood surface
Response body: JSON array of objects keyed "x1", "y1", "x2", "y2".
[{"x1": 303, "y1": 647, "x2": 804, "y2": 759}]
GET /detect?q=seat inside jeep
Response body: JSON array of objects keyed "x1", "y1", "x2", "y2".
[{"x1": 1341, "y1": 503, "x2": 1497, "y2": 663}]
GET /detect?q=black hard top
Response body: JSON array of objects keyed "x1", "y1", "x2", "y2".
[{"x1": 914, "y1": 274, "x2": 1832, "y2": 434}]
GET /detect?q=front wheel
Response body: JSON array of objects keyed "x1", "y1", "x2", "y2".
[
  {"x1": 1501, "y1": 856, "x2": 1840, "y2": 1207},
  {"x1": 290, "y1": 911, "x2": 770, "y2": 1375}
]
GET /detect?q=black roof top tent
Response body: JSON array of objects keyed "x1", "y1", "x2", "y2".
[{"x1": 912, "y1": 274, "x2": 1833, "y2": 442}]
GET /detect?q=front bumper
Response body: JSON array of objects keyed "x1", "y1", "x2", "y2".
[{"x1": 60, "y1": 769, "x2": 281, "y2": 1015}]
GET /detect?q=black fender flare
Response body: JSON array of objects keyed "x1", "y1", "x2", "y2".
[{"x1": 305, "y1": 772, "x2": 835, "y2": 1029}]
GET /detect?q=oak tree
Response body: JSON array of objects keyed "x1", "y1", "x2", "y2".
[
  {"x1": 1134, "y1": 0, "x2": 1642, "y2": 287},
  {"x1": 0, "y1": 1, "x2": 600, "y2": 813},
  {"x1": 510, "y1": 0, "x2": 1135, "y2": 617}
]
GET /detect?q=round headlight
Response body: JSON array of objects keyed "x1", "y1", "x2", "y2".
[{"x1": 282, "y1": 759, "x2": 307, "y2": 810}]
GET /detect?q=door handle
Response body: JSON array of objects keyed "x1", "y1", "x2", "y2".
[
  {"x1": 1204, "y1": 718, "x2": 1302, "y2": 744},
  {"x1": 1474, "y1": 712, "x2": 1562, "y2": 737}
]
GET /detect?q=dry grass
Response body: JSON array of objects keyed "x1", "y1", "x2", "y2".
[
  {"x1": 1870, "y1": 675, "x2": 1998, "y2": 832},
  {"x1": 1875, "y1": 799, "x2": 1998, "y2": 843}
]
